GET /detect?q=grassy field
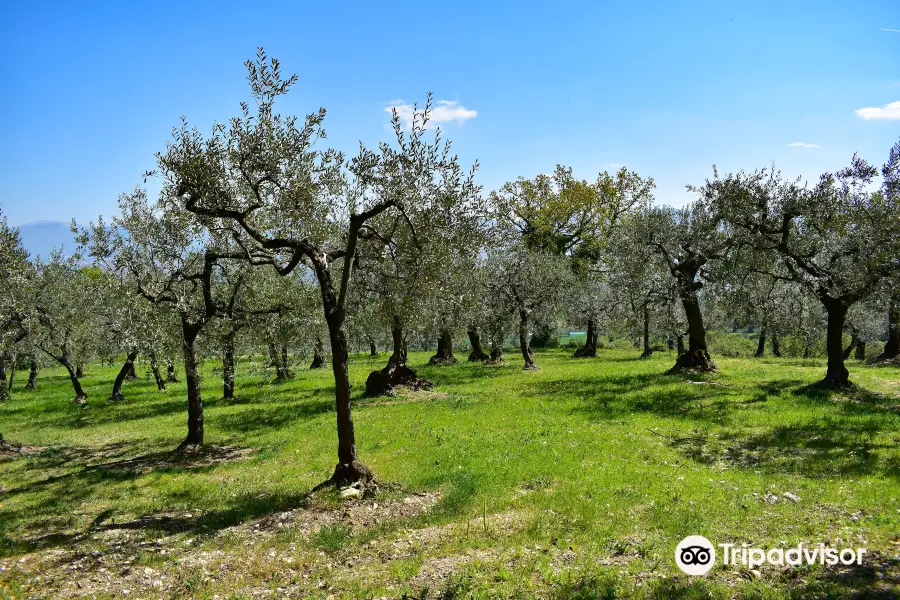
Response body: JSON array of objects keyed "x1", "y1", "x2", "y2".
[{"x1": 1, "y1": 348, "x2": 898, "y2": 599}]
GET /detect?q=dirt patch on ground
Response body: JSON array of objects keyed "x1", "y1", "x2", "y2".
[{"x1": 0, "y1": 442, "x2": 47, "y2": 460}]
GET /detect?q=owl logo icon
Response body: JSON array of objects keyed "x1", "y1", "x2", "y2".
[{"x1": 675, "y1": 535, "x2": 716, "y2": 575}]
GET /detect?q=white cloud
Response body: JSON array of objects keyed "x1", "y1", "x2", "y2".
[
  {"x1": 855, "y1": 100, "x2": 900, "y2": 120},
  {"x1": 385, "y1": 99, "x2": 477, "y2": 129},
  {"x1": 880, "y1": 28, "x2": 900, "y2": 32},
  {"x1": 788, "y1": 142, "x2": 821, "y2": 149}
]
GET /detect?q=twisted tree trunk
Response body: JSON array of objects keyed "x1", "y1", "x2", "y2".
[
  {"x1": 821, "y1": 299, "x2": 852, "y2": 388},
  {"x1": 842, "y1": 330, "x2": 859, "y2": 360},
  {"x1": 0, "y1": 357, "x2": 7, "y2": 400},
  {"x1": 669, "y1": 286, "x2": 716, "y2": 372},
  {"x1": 180, "y1": 317, "x2": 204, "y2": 447},
  {"x1": 26, "y1": 360, "x2": 37, "y2": 390},
  {"x1": 518, "y1": 309, "x2": 538, "y2": 370},
  {"x1": 573, "y1": 318, "x2": 598, "y2": 358},
  {"x1": 110, "y1": 349, "x2": 139, "y2": 401},
  {"x1": 874, "y1": 292, "x2": 899, "y2": 362},
  {"x1": 755, "y1": 325, "x2": 767, "y2": 357},
  {"x1": 429, "y1": 329, "x2": 457, "y2": 365},
  {"x1": 222, "y1": 334, "x2": 235, "y2": 399},
  {"x1": 676, "y1": 334, "x2": 685, "y2": 356},
  {"x1": 148, "y1": 351, "x2": 166, "y2": 391},
  {"x1": 65, "y1": 360, "x2": 87, "y2": 403},
  {"x1": 771, "y1": 333, "x2": 782, "y2": 357},
  {"x1": 166, "y1": 359, "x2": 179, "y2": 383},
  {"x1": 310, "y1": 338, "x2": 326, "y2": 369},
  {"x1": 75, "y1": 363, "x2": 84, "y2": 378},
  {"x1": 640, "y1": 307, "x2": 653, "y2": 359},
  {"x1": 281, "y1": 345, "x2": 293, "y2": 377},
  {"x1": 486, "y1": 330, "x2": 504, "y2": 364},
  {"x1": 365, "y1": 315, "x2": 431, "y2": 396},
  {"x1": 467, "y1": 327, "x2": 489, "y2": 362},
  {"x1": 367, "y1": 337, "x2": 377, "y2": 357}
]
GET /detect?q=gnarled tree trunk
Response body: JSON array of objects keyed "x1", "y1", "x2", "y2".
[
  {"x1": 365, "y1": 315, "x2": 431, "y2": 396},
  {"x1": 874, "y1": 293, "x2": 899, "y2": 362},
  {"x1": 676, "y1": 334, "x2": 685, "y2": 356},
  {"x1": 166, "y1": 358, "x2": 179, "y2": 383},
  {"x1": 821, "y1": 299, "x2": 852, "y2": 388},
  {"x1": 771, "y1": 333, "x2": 782, "y2": 357},
  {"x1": 64, "y1": 359, "x2": 87, "y2": 403},
  {"x1": 842, "y1": 331, "x2": 859, "y2": 360},
  {"x1": 669, "y1": 284, "x2": 716, "y2": 373},
  {"x1": 755, "y1": 325, "x2": 767, "y2": 357},
  {"x1": 181, "y1": 317, "x2": 204, "y2": 447},
  {"x1": 640, "y1": 307, "x2": 653, "y2": 359},
  {"x1": 573, "y1": 318, "x2": 598, "y2": 358},
  {"x1": 518, "y1": 309, "x2": 537, "y2": 370},
  {"x1": 429, "y1": 329, "x2": 457, "y2": 365},
  {"x1": 110, "y1": 349, "x2": 139, "y2": 401},
  {"x1": 367, "y1": 336, "x2": 377, "y2": 357},
  {"x1": 486, "y1": 330, "x2": 504, "y2": 364},
  {"x1": 75, "y1": 363, "x2": 84, "y2": 378},
  {"x1": 26, "y1": 360, "x2": 37, "y2": 390},
  {"x1": 854, "y1": 341, "x2": 866, "y2": 361},
  {"x1": 148, "y1": 351, "x2": 166, "y2": 391},
  {"x1": 222, "y1": 334, "x2": 235, "y2": 400},
  {"x1": 467, "y1": 327, "x2": 489, "y2": 362},
  {"x1": 0, "y1": 357, "x2": 7, "y2": 400},
  {"x1": 310, "y1": 338, "x2": 326, "y2": 369},
  {"x1": 281, "y1": 345, "x2": 293, "y2": 377}
]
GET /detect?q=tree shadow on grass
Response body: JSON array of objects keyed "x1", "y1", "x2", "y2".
[
  {"x1": 675, "y1": 419, "x2": 899, "y2": 480},
  {"x1": 0, "y1": 444, "x2": 281, "y2": 558},
  {"x1": 528, "y1": 372, "x2": 755, "y2": 427},
  {"x1": 215, "y1": 396, "x2": 335, "y2": 435}
]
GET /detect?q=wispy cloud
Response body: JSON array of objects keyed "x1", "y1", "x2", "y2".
[
  {"x1": 855, "y1": 100, "x2": 900, "y2": 120},
  {"x1": 788, "y1": 142, "x2": 820, "y2": 149},
  {"x1": 880, "y1": 28, "x2": 900, "y2": 32},
  {"x1": 386, "y1": 99, "x2": 477, "y2": 129}
]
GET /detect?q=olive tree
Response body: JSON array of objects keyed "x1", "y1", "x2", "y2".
[
  {"x1": 490, "y1": 166, "x2": 653, "y2": 351},
  {"x1": 163, "y1": 50, "x2": 477, "y2": 487},
  {"x1": 482, "y1": 245, "x2": 572, "y2": 370},
  {"x1": 709, "y1": 141, "x2": 900, "y2": 388}
]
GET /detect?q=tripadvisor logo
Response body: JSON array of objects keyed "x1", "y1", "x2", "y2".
[
  {"x1": 675, "y1": 535, "x2": 868, "y2": 576},
  {"x1": 675, "y1": 535, "x2": 716, "y2": 575}
]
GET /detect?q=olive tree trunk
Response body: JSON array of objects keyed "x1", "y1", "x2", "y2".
[
  {"x1": 518, "y1": 309, "x2": 537, "y2": 370},
  {"x1": 429, "y1": 329, "x2": 457, "y2": 365},
  {"x1": 180, "y1": 317, "x2": 204, "y2": 447},
  {"x1": 110, "y1": 349, "x2": 139, "y2": 401},
  {"x1": 573, "y1": 318, "x2": 598, "y2": 358},
  {"x1": 148, "y1": 351, "x2": 166, "y2": 391},
  {"x1": 874, "y1": 293, "x2": 899, "y2": 362},
  {"x1": 222, "y1": 334, "x2": 236, "y2": 399},
  {"x1": 166, "y1": 358, "x2": 179, "y2": 383},
  {"x1": 669, "y1": 289, "x2": 716, "y2": 373},
  {"x1": 821, "y1": 299, "x2": 851, "y2": 388},
  {"x1": 467, "y1": 327, "x2": 489, "y2": 362},
  {"x1": 310, "y1": 338, "x2": 326, "y2": 369},
  {"x1": 771, "y1": 333, "x2": 782, "y2": 357},
  {"x1": 755, "y1": 325, "x2": 767, "y2": 357},
  {"x1": 26, "y1": 360, "x2": 37, "y2": 390},
  {"x1": 640, "y1": 306, "x2": 653, "y2": 359},
  {"x1": 365, "y1": 315, "x2": 431, "y2": 396}
]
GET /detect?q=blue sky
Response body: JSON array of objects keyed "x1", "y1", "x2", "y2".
[{"x1": 1, "y1": 0, "x2": 898, "y2": 235}]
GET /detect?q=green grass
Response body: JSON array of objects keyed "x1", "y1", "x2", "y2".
[{"x1": 1, "y1": 348, "x2": 898, "y2": 598}]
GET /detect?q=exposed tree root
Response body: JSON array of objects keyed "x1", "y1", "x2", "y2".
[{"x1": 365, "y1": 364, "x2": 433, "y2": 396}]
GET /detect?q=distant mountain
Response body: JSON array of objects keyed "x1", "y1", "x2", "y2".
[{"x1": 16, "y1": 221, "x2": 79, "y2": 260}]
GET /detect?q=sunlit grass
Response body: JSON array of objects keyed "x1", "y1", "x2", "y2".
[{"x1": 1, "y1": 348, "x2": 898, "y2": 598}]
